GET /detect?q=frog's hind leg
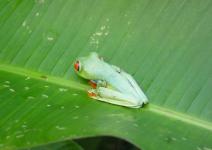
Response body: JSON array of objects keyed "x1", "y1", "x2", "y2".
[
  {"x1": 111, "y1": 65, "x2": 148, "y2": 104},
  {"x1": 88, "y1": 87, "x2": 143, "y2": 108},
  {"x1": 120, "y1": 71, "x2": 148, "y2": 104}
]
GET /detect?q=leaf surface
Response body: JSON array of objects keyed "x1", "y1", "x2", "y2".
[{"x1": 0, "y1": 0, "x2": 212, "y2": 149}]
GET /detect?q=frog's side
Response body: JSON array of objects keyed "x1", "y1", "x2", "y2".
[{"x1": 74, "y1": 52, "x2": 148, "y2": 108}]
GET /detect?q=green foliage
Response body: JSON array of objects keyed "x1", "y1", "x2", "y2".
[
  {"x1": 28, "y1": 140, "x2": 83, "y2": 150},
  {"x1": 0, "y1": 0, "x2": 212, "y2": 149}
]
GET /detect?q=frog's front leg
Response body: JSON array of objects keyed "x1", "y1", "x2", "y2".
[
  {"x1": 88, "y1": 80, "x2": 107, "y2": 89},
  {"x1": 88, "y1": 87, "x2": 143, "y2": 108}
]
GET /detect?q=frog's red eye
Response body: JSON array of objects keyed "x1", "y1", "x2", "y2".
[{"x1": 74, "y1": 60, "x2": 80, "y2": 71}]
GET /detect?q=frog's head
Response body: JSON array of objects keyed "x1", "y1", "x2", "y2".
[{"x1": 73, "y1": 52, "x2": 101, "y2": 80}]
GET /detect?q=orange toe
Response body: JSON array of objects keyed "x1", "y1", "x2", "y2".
[
  {"x1": 88, "y1": 80, "x2": 97, "y2": 89},
  {"x1": 88, "y1": 91, "x2": 97, "y2": 97}
]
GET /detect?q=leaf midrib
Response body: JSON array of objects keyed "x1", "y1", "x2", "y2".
[
  {"x1": 1, "y1": 63, "x2": 212, "y2": 132},
  {"x1": 0, "y1": 63, "x2": 89, "y2": 91}
]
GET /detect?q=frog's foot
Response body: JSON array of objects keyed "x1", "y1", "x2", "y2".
[
  {"x1": 88, "y1": 80, "x2": 98, "y2": 89},
  {"x1": 87, "y1": 89, "x2": 98, "y2": 99}
]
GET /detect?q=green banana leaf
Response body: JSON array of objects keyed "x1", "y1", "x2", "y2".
[{"x1": 0, "y1": 0, "x2": 212, "y2": 149}]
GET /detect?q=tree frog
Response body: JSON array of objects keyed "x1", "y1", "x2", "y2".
[{"x1": 73, "y1": 52, "x2": 148, "y2": 108}]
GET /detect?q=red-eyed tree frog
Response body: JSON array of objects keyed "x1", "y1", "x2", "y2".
[{"x1": 73, "y1": 52, "x2": 148, "y2": 108}]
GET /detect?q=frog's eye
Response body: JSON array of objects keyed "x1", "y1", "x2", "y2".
[{"x1": 74, "y1": 60, "x2": 81, "y2": 72}]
